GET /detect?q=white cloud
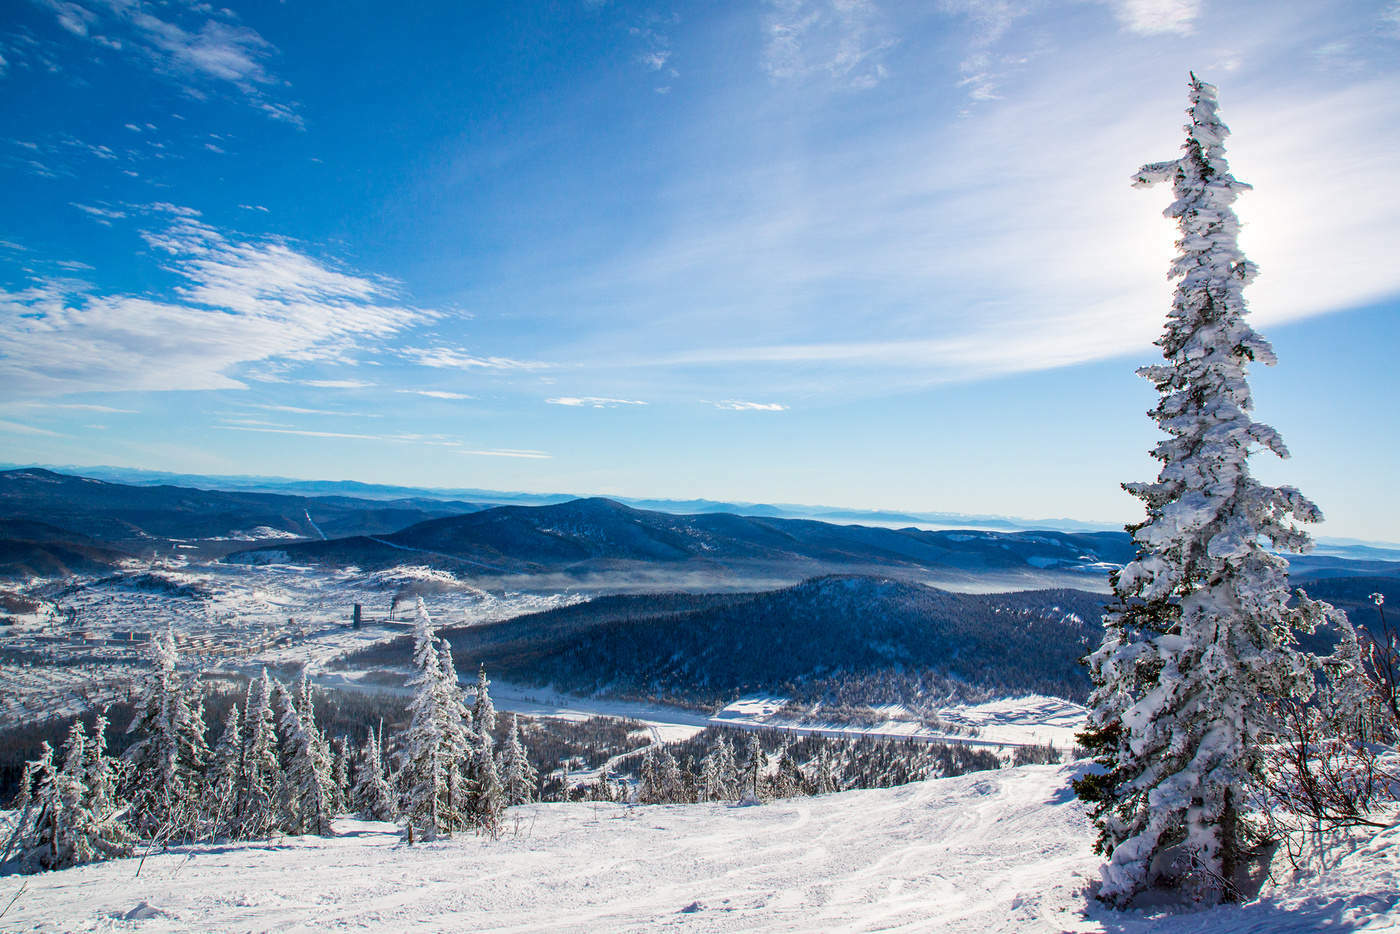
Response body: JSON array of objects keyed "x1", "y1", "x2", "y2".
[
  {"x1": 247, "y1": 404, "x2": 381, "y2": 418},
  {"x1": 763, "y1": 0, "x2": 894, "y2": 89},
  {"x1": 33, "y1": 1, "x2": 300, "y2": 125},
  {"x1": 4, "y1": 401, "x2": 137, "y2": 413},
  {"x1": 0, "y1": 213, "x2": 432, "y2": 396},
  {"x1": 546, "y1": 396, "x2": 647, "y2": 408},
  {"x1": 404, "y1": 346, "x2": 551, "y2": 371},
  {"x1": 70, "y1": 202, "x2": 128, "y2": 224},
  {"x1": 400, "y1": 389, "x2": 474, "y2": 399},
  {"x1": 459, "y1": 448, "x2": 552, "y2": 459},
  {"x1": 1099, "y1": 0, "x2": 1201, "y2": 35},
  {"x1": 217, "y1": 425, "x2": 462, "y2": 446},
  {"x1": 302, "y1": 379, "x2": 374, "y2": 389},
  {"x1": 713, "y1": 400, "x2": 787, "y2": 411},
  {"x1": 0, "y1": 418, "x2": 64, "y2": 436}
]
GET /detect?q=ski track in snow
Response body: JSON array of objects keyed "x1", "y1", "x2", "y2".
[{"x1": 6, "y1": 764, "x2": 1397, "y2": 933}]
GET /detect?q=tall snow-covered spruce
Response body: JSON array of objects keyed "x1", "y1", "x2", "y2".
[{"x1": 1075, "y1": 75, "x2": 1338, "y2": 906}]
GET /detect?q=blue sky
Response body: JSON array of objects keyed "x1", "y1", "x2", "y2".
[{"x1": 1, "y1": 0, "x2": 1398, "y2": 541}]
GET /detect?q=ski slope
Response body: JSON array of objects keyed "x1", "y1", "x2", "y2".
[{"x1": 6, "y1": 764, "x2": 1397, "y2": 932}]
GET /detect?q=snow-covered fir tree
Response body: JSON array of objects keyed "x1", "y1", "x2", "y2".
[
  {"x1": 812, "y1": 748, "x2": 839, "y2": 796},
  {"x1": 471, "y1": 661, "x2": 496, "y2": 734},
  {"x1": 239, "y1": 669, "x2": 282, "y2": 840},
  {"x1": 5, "y1": 726, "x2": 130, "y2": 874},
  {"x1": 395, "y1": 599, "x2": 451, "y2": 842},
  {"x1": 83, "y1": 709, "x2": 123, "y2": 827},
  {"x1": 772, "y1": 744, "x2": 806, "y2": 799},
  {"x1": 499, "y1": 713, "x2": 537, "y2": 806},
  {"x1": 122, "y1": 627, "x2": 208, "y2": 841},
  {"x1": 436, "y1": 637, "x2": 476, "y2": 824},
  {"x1": 742, "y1": 734, "x2": 768, "y2": 803},
  {"x1": 351, "y1": 725, "x2": 398, "y2": 821},
  {"x1": 1075, "y1": 75, "x2": 1343, "y2": 907},
  {"x1": 207, "y1": 703, "x2": 244, "y2": 838},
  {"x1": 471, "y1": 716, "x2": 505, "y2": 836},
  {"x1": 330, "y1": 735, "x2": 350, "y2": 816},
  {"x1": 280, "y1": 674, "x2": 335, "y2": 836}
]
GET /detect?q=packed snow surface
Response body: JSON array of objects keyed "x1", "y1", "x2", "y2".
[{"x1": 6, "y1": 764, "x2": 1397, "y2": 933}]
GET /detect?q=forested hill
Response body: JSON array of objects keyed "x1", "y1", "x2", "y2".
[
  {"x1": 0, "y1": 468, "x2": 486, "y2": 565},
  {"x1": 347, "y1": 576, "x2": 1110, "y2": 707},
  {"x1": 235, "y1": 496, "x2": 1133, "y2": 589}
]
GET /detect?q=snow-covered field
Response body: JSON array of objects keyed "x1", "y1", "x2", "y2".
[
  {"x1": 0, "y1": 563, "x2": 580, "y2": 728},
  {"x1": 5, "y1": 763, "x2": 1396, "y2": 933},
  {"x1": 711, "y1": 694, "x2": 1085, "y2": 750}
]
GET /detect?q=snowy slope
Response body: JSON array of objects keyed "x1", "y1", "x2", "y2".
[{"x1": 6, "y1": 764, "x2": 1397, "y2": 933}]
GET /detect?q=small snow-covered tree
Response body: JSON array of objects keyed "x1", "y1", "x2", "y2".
[
  {"x1": 1075, "y1": 75, "x2": 1343, "y2": 907},
  {"x1": 436, "y1": 637, "x2": 476, "y2": 824},
  {"x1": 396, "y1": 599, "x2": 449, "y2": 842},
  {"x1": 239, "y1": 669, "x2": 282, "y2": 840},
  {"x1": 741, "y1": 734, "x2": 768, "y2": 803},
  {"x1": 471, "y1": 718, "x2": 504, "y2": 836},
  {"x1": 351, "y1": 725, "x2": 398, "y2": 821},
  {"x1": 812, "y1": 748, "x2": 839, "y2": 796},
  {"x1": 207, "y1": 703, "x2": 244, "y2": 838},
  {"x1": 83, "y1": 708, "x2": 123, "y2": 825},
  {"x1": 330, "y1": 735, "x2": 350, "y2": 816},
  {"x1": 281, "y1": 674, "x2": 335, "y2": 836},
  {"x1": 499, "y1": 714, "x2": 537, "y2": 806},
  {"x1": 123, "y1": 628, "x2": 207, "y2": 841},
  {"x1": 3, "y1": 726, "x2": 130, "y2": 874},
  {"x1": 771, "y1": 744, "x2": 807, "y2": 799},
  {"x1": 471, "y1": 662, "x2": 496, "y2": 735}
]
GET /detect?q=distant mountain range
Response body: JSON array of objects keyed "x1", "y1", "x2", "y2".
[
  {"x1": 4, "y1": 467, "x2": 1399, "y2": 592},
  {"x1": 224, "y1": 495, "x2": 1136, "y2": 592},
  {"x1": 0, "y1": 468, "x2": 488, "y2": 575},
  {"x1": 0, "y1": 462, "x2": 1123, "y2": 533}
]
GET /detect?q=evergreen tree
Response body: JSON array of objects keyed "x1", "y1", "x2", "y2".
[
  {"x1": 437, "y1": 637, "x2": 475, "y2": 826},
  {"x1": 396, "y1": 599, "x2": 449, "y2": 843},
  {"x1": 471, "y1": 717, "x2": 504, "y2": 836},
  {"x1": 273, "y1": 679, "x2": 303, "y2": 831},
  {"x1": 499, "y1": 714, "x2": 537, "y2": 806},
  {"x1": 239, "y1": 669, "x2": 282, "y2": 840},
  {"x1": 330, "y1": 735, "x2": 350, "y2": 816},
  {"x1": 699, "y1": 745, "x2": 724, "y2": 801},
  {"x1": 122, "y1": 628, "x2": 206, "y2": 841},
  {"x1": 772, "y1": 744, "x2": 806, "y2": 799},
  {"x1": 812, "y1": 747, "x2": 839, "y2": 795},
  {"x1": 741, "y1": 734, "x2": 768, "y2": 803},
  {"x1": 83, "y1": 708, "x2": 123, "y2": 825},
  {"x1": 1075, "y1": 75, "x2": 1341, "y2": 907},
  {"x1": 281, "y1": 674, "x2": 335, "y2": 836},
  {"x1": 714, "y1": 736, "x2": 740, "y2": 800},
  {"x1": 638, "y1": 747, "x2": 662, "y2": 803},
  {"x1": 4, "y1": 727, "x2": 130, "y2": 874},
  {"x1": 351, "y1": 726, "x2": 398, "y2": 821},
  {"x1": 207, "y1": 703, "x2": 243, "y2": 838},
  {"x1": 471, "y1": 662, "x2": 496, "y2": 734}
]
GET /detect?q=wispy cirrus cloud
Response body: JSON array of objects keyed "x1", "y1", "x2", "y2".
[
  {"x1": 0, "y1": 209, "x2": 432, "y2": 396},
  {"x1": 27, "y1": 0, "x2": 301, "y2": 125},
  {"x1": 0, "y1": 418, "x2": 64, "y2": 436},
  {"x1": 762, "y1": 0, "x2": 894, "y2": 89},
  {"x1": 404, "y1": 346, "x2": 551, "y2": 371},
  {"x1": 546, "y1": 396, "x2": 647, "y2": 408},
  {"x1": 713, "y1": 400, "x2": 787, "y2": 411},
  {"x1": 1097, "y1": 0, "x2": 1201, "y2": 36},
  {"x1": 217, "y1": 425, "x2": 463, "y2": 446},
  {"x1": 70, "y1": 202, "x2": 128, "y2": 225},
  {"x1": 301, "y1": 378, "x2": 374, "y2": 389},
  {"x1": 399, "y1": 389, "x2": 474, "y2": 400},
  {"x1": 459, "y1": 448, "x2": 552, "y2": 459}
]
